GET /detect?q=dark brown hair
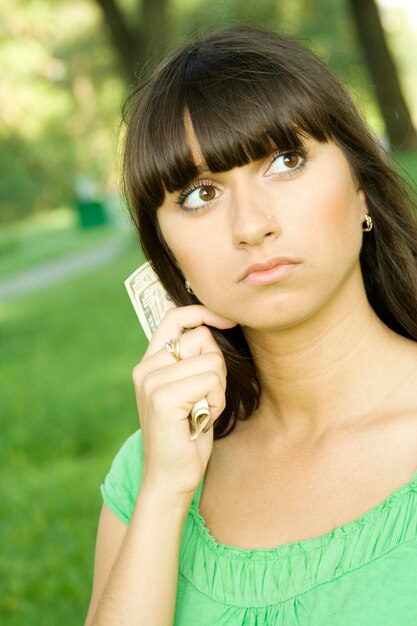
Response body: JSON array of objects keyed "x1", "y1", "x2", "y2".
[{"x1": 122, "y1": 26, "x2": 417, "y2": 438}]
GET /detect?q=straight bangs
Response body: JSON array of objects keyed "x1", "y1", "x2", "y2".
[{"x1": 124, "y1": 42, "x2": 334, "y2": 215}]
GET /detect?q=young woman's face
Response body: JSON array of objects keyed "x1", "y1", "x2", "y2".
[{"x1": 157, "y1": 126, "x2": 368, "y2": 330}]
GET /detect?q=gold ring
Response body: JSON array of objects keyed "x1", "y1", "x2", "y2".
[{"x1": 165, "y1": 337, "x2": 182, "y2": 362}]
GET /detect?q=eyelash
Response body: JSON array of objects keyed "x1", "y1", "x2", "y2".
[
  {"x1": 175, "y1": 179, "x2": 216, "y2": 210},
  {"x1": 267, "y1": 147, "x2": 308, "y2": 175},
  {"x1": 175, "y1": 148, "x2": 309, "y2": 212}
]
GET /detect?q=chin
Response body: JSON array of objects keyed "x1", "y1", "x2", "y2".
[
  {"x1": 234, "y1": 294, "x2": 309, "y2": 328},
  {"x1": 237, "y1": 310, "x2": 310, "y2": 332}
]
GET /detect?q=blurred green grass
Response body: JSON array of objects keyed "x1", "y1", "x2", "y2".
[
  {"x1": 0, "y1": 237, "x2": 147, "y2": 623},
  {"x1": 0, "y1": 208, "x2": 127, "y2": 280},
  {"x1": 0, "y1": 151, "x2": 416, "y2": 624}
]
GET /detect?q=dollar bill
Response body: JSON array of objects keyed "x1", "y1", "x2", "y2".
[
  {"x1": 125, "y1": 262, "x2": 210, "y2": 439},
  {"x1": 125, "y1": 262, "x2": 176, "y2": 340}
]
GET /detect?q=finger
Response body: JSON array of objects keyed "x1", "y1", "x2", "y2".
[
  {"x1": 139, "y1": 352, "x2": 227, "y2": 397},
  {"x1": 150, "y1": 372, "x2": 226, "y2": 423},
  {"x1": 132, "y1": 327, "x2": 227, "y2": 397},
  {"x1": 145, "y1": 305, "x2": 236, "y2": 358},
  {"x1": 144, "y1": 325, "x2": 227, "y2": 372}
]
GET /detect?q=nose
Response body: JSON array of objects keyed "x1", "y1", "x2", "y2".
[{"x1": 230, "y1": 181, "x2": 281, "y2": 247}]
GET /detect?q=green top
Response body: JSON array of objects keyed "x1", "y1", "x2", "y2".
[{"x1": 101, "y1": 429, "x2": 417, "y2": 625}]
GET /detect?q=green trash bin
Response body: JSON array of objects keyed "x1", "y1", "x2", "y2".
[{"x1": 76, "y1": 199, "x2": 108, "y2": 229}]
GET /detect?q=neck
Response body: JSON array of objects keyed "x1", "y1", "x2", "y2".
[{"x1": 243, "y1": 269, "x2": 405, "y2": 441}]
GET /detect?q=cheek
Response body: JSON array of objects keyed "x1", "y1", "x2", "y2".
[
  {"x1": 313, "y1": 175, "x2": 362, "y2": 240},
  {"x1": 158, "y1": 216, "x2": 215, "y2": 280},
  {"x1": 164, "y1": 237, "x2": 194, "y2": 273},
  {"x1": 158, "y1": 213, "x2": 185, "y2": 260},
  {"x1": 175, "y1": 248, "x2": 204, "y2": 279},
  {"x1": 295, "y1": 178, "x2": 364, "y2": 276}
]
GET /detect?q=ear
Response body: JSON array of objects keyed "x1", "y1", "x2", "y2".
[{"x1": 356, "y1": 188, "x2": 369, "y2": 225}]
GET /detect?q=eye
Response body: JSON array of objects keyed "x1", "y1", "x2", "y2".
[
  {"x1": 176, "y1": 181, "x2": 221, "y2": 212},
  {"x1": 267, "y1": 150, "x2": 307, "y2": 176},
  {"x1": 196, "y1": 185, "x2": 216, "y2": 203}
]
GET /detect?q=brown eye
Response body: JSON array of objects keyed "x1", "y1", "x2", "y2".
[
  {"x1": 177, "y1": 181, "x2": 221, "y2": 212},
  {"x1": 283, "y1": 153, "x2": 300, "y2": 168},
  {"x1": 267, "y1": 150, "x2": 306, "y2": 177},
  {"x1": 199, "y1": 185, "x2": 216, "y2": 202}
]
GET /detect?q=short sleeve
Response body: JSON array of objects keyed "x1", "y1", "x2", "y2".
[{"x1": 100, "y1": 429, "x2": 144, "y2": 525}]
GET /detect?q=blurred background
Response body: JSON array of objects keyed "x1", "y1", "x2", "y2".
[{"x1": 1, "y1": 0, "x2": 416, "y2": 622}]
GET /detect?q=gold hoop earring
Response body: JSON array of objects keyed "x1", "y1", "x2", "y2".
[
  {"x1": 362, "y1": 212, "x2": 373, "y2": 232},
  {"x1": 185, "y1": 279, "x2": 194, "y2": 295}
]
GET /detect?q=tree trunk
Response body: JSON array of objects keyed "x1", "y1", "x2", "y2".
[
  {"x1": 347, "y1": 0, "x2": 417, "y2": 151},
  {"x1": 95, "y1": 0, "x2": 169, "y2": 81},
  {"x1": 142, "y1": 0, "x2": 169, "y2": 67},
  {"x1": 95, "y1": 0, "x2": 143, "y2": 80}
]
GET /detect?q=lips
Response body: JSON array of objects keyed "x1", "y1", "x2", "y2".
[{"x1": 239, "y1": 257, "x2": 300, "y2": 282}]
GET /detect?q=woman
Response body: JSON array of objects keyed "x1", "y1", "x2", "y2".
[{"x1": 85, "y1": 27, "x2": 417, "y2": 625}]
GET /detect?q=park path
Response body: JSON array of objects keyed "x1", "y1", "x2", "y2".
[{"x1": 0, "y1": 234, "x2": 129, "y2": 303}]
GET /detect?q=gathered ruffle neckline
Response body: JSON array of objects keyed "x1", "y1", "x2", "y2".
[{"x1": 179, "y1": 468, "x2": 417, "y2": 607}]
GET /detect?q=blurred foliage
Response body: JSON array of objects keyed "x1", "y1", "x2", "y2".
[
  {"x1": 169, "y1": 0, "x2": 368, "y2": 89},
  {"x1": 165, "y1": 0, "x2": 417, "y2": 135},
  {"x1": 0, "y1": 0, "x2": 125, "y2": 223},
  {"x1": 1, "y1": 0, "x2": 416, "y2": 224},
  {"x1": 1, "y1": 0, "x2": 417, "y2": 224}
]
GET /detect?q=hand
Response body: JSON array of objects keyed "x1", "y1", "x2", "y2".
[{"x1": 132, "y1": 305, "x2": 236, "y2": 500}]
